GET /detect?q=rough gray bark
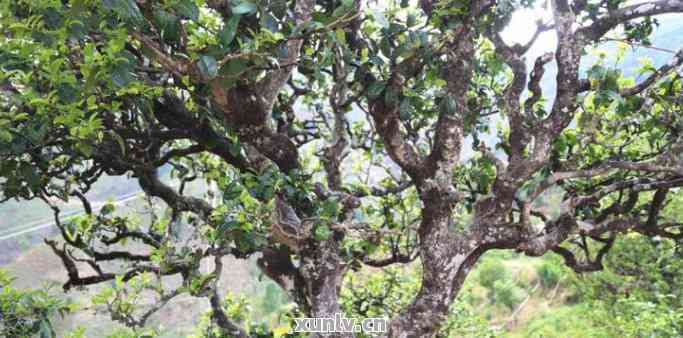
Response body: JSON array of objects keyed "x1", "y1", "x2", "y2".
[{"x1": 300, "y1": 238, "x2": 353, "y2": 338}]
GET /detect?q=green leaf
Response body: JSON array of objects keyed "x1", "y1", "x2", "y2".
[
  {"x1": 18, "y1": 163, "x2": 40, "y2": 192},
  {"x1": 314, "y1": 225, "x2": 332, "y2": 241},
  {"x1": 228, "y1": 140, "x2": 242, "y2": 157},
  {"x1": 367, "y1": 81, "x2": 385, "y2": 98},
  {"x1": 197, "y1": 55, "x2": 218, "y2": 79},
  {"x1": 330, "y1": 0, "x2": 355, "y2": 18},
  {"x1": 380, "y1": 36, "x2": 392, "y2": 58},
  {"x1": 399, "y1": 99, "x2": 413, "y2": 120},
  {"x1": 232, "y1": 1, "x2": 257, "y2": 15},
  {"x1": 153, "y1": 9, "x2": 181, "y2": 43},
  {"x1": 111, "y1": 61, "x2": 133, "y2": 87},
  {"x1": 335, "y1": 28, "x2": 346, "y2": 44},
  {"x1": 103, "y1": 0, "x2": 144, "y2": 23},
  {"x1": 76, "y1": 142, "x2": 93, "y2": 157},
  {"x1": 320, "y1": 198, "x2": 341, "y2": 219},
  {"x1": 223, "y1": 181, "x2": 243, "y2": 200},
  {"x1": 407, "y1": 13, "x2": 417, "y2": 27},
  {"x1": 219, "y1": 15, "x2": 241, "y2": 48},
  {"x1": 26, "y1": 124, "x2": 48, "y2": 143},
  {"x1": 0, "y1": 129, "x2": 12, "y2": 143},
  {"x1": 239, "y1": 189, "x2": 258, "y2": 209},
  {"x1": 175, "y1": 0, "x2": 199, "y2": 21},
  {"x1": 219, "y1": 58, "x2": 248, "y2": 77},
  {"x1": 39, "y1": 319, "x2": 53, "y2": 338}
]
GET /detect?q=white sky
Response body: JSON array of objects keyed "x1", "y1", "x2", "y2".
[{"x1": 501, "y1": 7, "x2": 557, "y2": 49}]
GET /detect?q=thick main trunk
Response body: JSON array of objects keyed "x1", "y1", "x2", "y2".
[
  {"x1": 388, "y1": 212, "x2": 487, "y2": 337},
  {"x1": 299, "y1": 237, "x2": 353, "y2": 338},
  {"x1": 301, "y1": 244, "x2": 345, "y2": 318},
  {"x1": 258, "y1": 238, "x2": 351, "y2": 337},
  {"x1": 259, "y1": 204, "x2": 493, "y2": 337}
]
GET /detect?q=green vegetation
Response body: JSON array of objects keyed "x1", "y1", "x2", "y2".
[
  {"x1": 3, "y1": 230, "x2": 683, "y2": 337},
  {"x1": 536, "y1": 262, "x2": 562, "y2": 290},
  {"x1": 0, "y1": 269, "x2": 73, "y2": 338}
]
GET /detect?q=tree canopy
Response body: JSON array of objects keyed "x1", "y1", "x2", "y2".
[{"x1": 1, "y1": 0, "x2": 683, "y2": 336}]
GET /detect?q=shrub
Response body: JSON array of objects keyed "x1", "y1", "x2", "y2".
[
  {"x1": 492, "y1": 280, "x2": 525, "y2": 310},
  {"x1": 477, "y1": 259, "x2": 510, "y2": 290},
  {"x1": 565, "y1": 234, "x2": 683, "y2": 337},
  {"x1": 536, "y1": 261, "x2": 562, "y2": 289},
  {"x1": 516, "y1": 304, "x2": 612, "y2": 338},
  {"x1": 0, "y1": 269, "x2": 72, "y2": 338}
]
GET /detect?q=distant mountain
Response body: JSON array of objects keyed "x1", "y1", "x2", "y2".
[{"x1": 538, "y1": 15, "x2": 683, "y2": 106}]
